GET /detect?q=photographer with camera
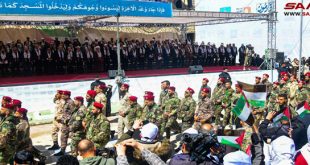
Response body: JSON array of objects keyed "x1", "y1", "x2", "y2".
[
  {"x1": 78, "y1": 139, "x2": 115, "y2": 165},
  {"x1": 169, "y1": 127, "x2": 223, "y2": 165}
]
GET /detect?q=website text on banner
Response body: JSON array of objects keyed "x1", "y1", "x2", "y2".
[{"x1": 0, "y1": 0, "x2": 173, "y2": 17}]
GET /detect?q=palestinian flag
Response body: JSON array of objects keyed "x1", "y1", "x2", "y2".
[
  {"x1": 297, "y1": 101, "x2": 310, "y2": 118},
  {"x1": 232, "y1": 81, "x2": 267, "y2": 125},
  {"x1": 273, "y1": 107, "x2": 291, "y2": 123}
]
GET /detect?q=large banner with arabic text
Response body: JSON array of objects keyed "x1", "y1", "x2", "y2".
[{"x1": 0, "y1": 0, "x2": 172, "y2": 17}]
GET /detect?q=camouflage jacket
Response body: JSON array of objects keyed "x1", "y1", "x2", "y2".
[
  {"x1": 163, "y1": 94, "x2": 180, "y2": 116},
  {"x1": 119, "y1": 92, "x2": 131, "y2": 113},
  {"x1": 16, "y1": 119, "x2": 31, "y2": 151},
  {"x1": 278, "y1": 84, "x2": 290, "y2": 96},
  {"x1": 143, "y1": 103, "x2": 163, "y2": 126},
  {"x1": 84, "y1": 100, "x2": 95, "y2": 124},
  {"x1": 158, "y1": 90, "x2": 168, "y2": 108},
  {"x1": 231, "y1": 92, "x2": 242, "y2": 108},
  {"x1": 61, "y1": 98, "x2": 75, "y2": 125},
  {"x1": 86, "y1": 113, "x2": 110, "y2": 149},
  {"x1": 211, "y1": 85, "x2": 225, "y2": 105},
  {"x1": 268, "y1": 87, "x2": 279, "y2": 104},
  {"x1": 69, "y1": 105, "x2": 86, "y2": 137},
  {"x1": 198, "y1": 85, "x2": 211, "y2": 100},
  {"x1": 222, "y1": 88, "x2": 235, "y2": 108},
  {"x1": 195, "y1": 97, "x2": 214, "y2": 121},
  {"x1": 126, "y1": 103, "x2": 143, "y2": 126},
  {"x1": 291, "y1": 87, "x2": 308, "y2": 108},
  {"x1": 95, "y1": 92, "x2": 107, "y2": 110},
  {"x1": 178, "y1": 97, "x2": 196, "y2": 122},
  {"x1": 54, "y1": 99, "x2": 65, "y2": 121},
  {"x1": 0, "y1": 115, "x2": 17, "y2": 163},
  {"x1": 241, "y1": 126, "x2": 253, "y2": 154}
]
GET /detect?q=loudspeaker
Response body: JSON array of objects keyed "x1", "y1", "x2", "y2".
[
  {"x1": 276, "y1": 52, "x2": 284, "y2": 64},
  {"x1": 108, "y1": 70, "x2": 125, "y2": 79},
  {"x1": 188, "y1": 65, "x2": 203, "y2": 74}
]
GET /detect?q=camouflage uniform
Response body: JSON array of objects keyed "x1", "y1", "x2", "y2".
[
  {"x1": 178, "y1": 97, "x2": 196, "y2": 131},
  {"x1": 231, "y1": 91, "x2": 242, "y2": 126},
  {"x1": 158, "y1": 89, "x2": 168, "y2": 108},
  {"x1": 266, "y1": 87, "x2": 279, "y2": 112},
  {"x1": 86, "y1": 113, "x2": 110, "y2": 149},
  {"x1": 117, "y1": 92, "x2": 131, "y2": 138},
  {"x1": 291, "y1": 87, "x2": 308, "y2": 116},
  {"x1": 83, "y1": 99, "x2": 95, "y2": 127},
  {"x1": 51, "y1": 98, "x2": 65, "y2": 143},
  {"x1": 161, "y1": 94, "x2": 181, "y2": 138},
  {"x1": 0, "y1": 115, "x2": 16, "y2": 164},
  {"x1": 16, "y1": 119, "x2": 31, "y2": 152},
  {"x1": 278, "y1": 84, "x2": 290, "y2": 95},
  {"x1": 143, "y1": 103, "x2": 163, "y2": 128},
  {"x1": 198, "y1": 85, "x2": 211, "y2": 101},
  {"x1": 69, "y1": 105, "x2": 86, "y2": 156},
  {"x1": 195, "y1": 97, "x2": 214, "y2": 128},
  {"x1": 60, "y1": 98, "x2": 75, "y2": 150},
  {"x1": 126, "y1": 102, "x2": 143, "y2": 128},
  {"x1": 211, "y1": 84, "x2": 225, "y2": 126},
  {"x1": 222, "y1": 88, "x2": 235, "y2": 126},
  {"x1": 288, "y1": 81, "x2": 298, "y2": 109},
  {"x1": 95, "y1": 92, "x2": 107, "y2": 115},
  {"x1": 240, "y1": 126, "x2": 253, "y2": 154}
]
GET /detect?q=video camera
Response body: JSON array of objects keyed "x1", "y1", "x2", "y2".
[
  {"x1": 180, "y1": 132, "x2": 225, "y2": 164},
  {"x1": 96, "y1": 147, "x2": 117, "y2": 159}
]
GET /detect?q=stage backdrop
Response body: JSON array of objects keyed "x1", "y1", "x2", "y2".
[
  {"x1": 195, "y1": 0, "x2": 310, "y2": 59},
  {"x1": 0, "y1": 70, "x2": 277, "y2": 124}
]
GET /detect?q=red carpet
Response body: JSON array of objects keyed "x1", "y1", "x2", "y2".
[{"x1": 0, "y1": 66, "x2": 259, "y2": 86}]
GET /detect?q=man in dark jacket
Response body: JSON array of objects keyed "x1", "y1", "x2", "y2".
[
  {"x1": 90, "y1": 76, "x2": 105, "y2": 90},
  {"x1": 218, "y1": 68, "x2": 231, "y2": 83}
]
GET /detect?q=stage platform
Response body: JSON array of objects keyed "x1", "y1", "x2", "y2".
[{"x1": 0, "y1": 66, "x2": 258, "y2": 86}]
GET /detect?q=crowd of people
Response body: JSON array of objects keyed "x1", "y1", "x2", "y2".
[
  {"x1": 1, "y1": 67, "x2": 310, "y2": 164},
  {"x1": 0, "y1": 37, "x2": 265, "y2": 76}
]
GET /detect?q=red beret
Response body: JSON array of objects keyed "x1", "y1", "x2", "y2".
[
  {"x1": 2, "y1": 103, "x2": 13, "y2": 109},
  {"x1": 57, "y1": 90, "x2": 63, "y2": 94},
  {"x1": 62, "y1": 90, "x2": 71, "y2": 96},
  {"x1": 87, "y1": 90, "x2": 97, "y2": 98},
  {"x1": 203, "y1": 78, "x2": 209, "y2": 82},
  {"x1": 280, "y1": 72, "x2": 288, "y2": 76},
  {"x1": 122, "y1": 83, "x2": 129, "y2": 89},
  {"x1": 12, "y1": 99, "x2": 22, "y2": 107},
  {"x1": 74, "y1": 96, "x2": 84, "y2": 102},
  {"x1": 235, "y1": 84, "x2": 241, "y2": 89},
  {"x1": 201, "y1": 88, "x2": 210, "y2": 93},
  {"x1": 2, "y1": 96, "x2": 12, "y2": 102},
  {"x1": 93, "y1": 102, "x2": 104, "y2": 109},
  {"x1": 263, "y1": 74, "x2": 269, "y2": 78},
  {"x1": 98, "y1": 84, "x2": 107, "y2": 90},
  {"x1": 305, "y1": 72, "x2": 310, "y2": 77},
  {"x1": 129, "y1": 96, "x2": 138, "y2": 102},
  {"x1": 298, "y1": 80, "x2": 306, "y2": 85},
  {"x1": 281, "y1": 77, "x2": 289, "y2": 82},
  {"x1": 255, "y1": 76, "x2": 261, "y2": 80},
  {"x1": 218, "y1": 78, "x2": 225, "y2": 82},
  {"x1": 273, "y1": 81, "x2": 280, "y2": 85},
  {"x1": 144, "y1": 91, "x2": 154, "y2": 96},
  {"x1": 169, "y1": 86, "x2": 176, "y2": 91},
  {"x1": 144, "y1": 95, "x2": 155, "y2": 101},
  {"x1": 17, "y1": 108, "x2": 27, "y2": 114},
  {"x1": 186, "y1": 87, "x2": 195, "y2": 94}
]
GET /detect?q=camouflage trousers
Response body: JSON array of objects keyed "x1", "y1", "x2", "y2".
[
  {"x1": 117, "y1": 115, "x2": 131, "y2": 139},
  {"x1": 181, "y1": 120, "x2": 193, "y2": 132},
  {"x1": 70, "y1": 134, "x2": 85, "y2": 156},
  {"x1": 51, "y1": 120, "x2": 62, "y2": 142},
  {"x1": 222, "y1": 108, "x2": 232, "y2": 126},
  {"x1": 0, "y1": 148, "x2": 15, "y2": 164},
  {"x1": 161, "y1": 116, "x2": 181, "y2": 138},
  {"x1": 60, "y1": 125, "x2": 70, "y2": 149},
  {"x1": 214, "y1": 105, "x2": 223, "y2": 126}
]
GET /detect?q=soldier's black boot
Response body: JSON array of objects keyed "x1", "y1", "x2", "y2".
[
  {"x1": 53, "y1": 148, "x2": 65, "y2": 156},
  {"x1": 47, "y1": 141, "x2": 60, "y2": 150}
]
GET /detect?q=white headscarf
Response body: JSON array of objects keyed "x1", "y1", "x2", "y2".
[
  {"x1": 270, "y1": 136, "x2": 295, "y2": 165},
  {"x1": 223, "y1": 150, "x2": 251, "y2": 165}
]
